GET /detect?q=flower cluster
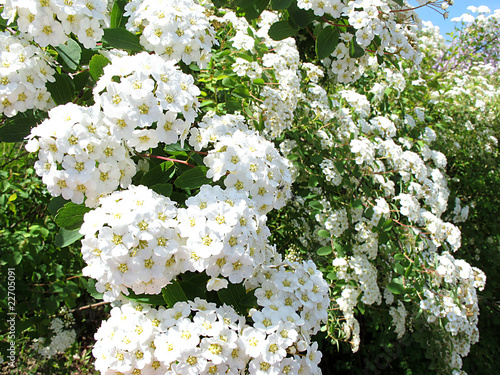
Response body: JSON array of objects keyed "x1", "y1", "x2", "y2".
[
  {"x1": 0, "y1": 0, "x2": 109, "y2": 48},
  {"x1": 93, "y1": 52, "x2": 200, "y2": 151},
  {"x1": 25, "y1": 103, "x2": 136, "y2": 206},
  {"x1": 80, "y1": 185, "x2": 179, "y2": 300},
  {"x1": 191, "y1": 114, "x2": 293, "y2": 214},
  {"x1": 32, "y1": 311, "x2": 76, "y2": 358},
  {"x1": 124, "y1": 0, "x2": 216, "y2": 68},
  {"x1": 93, "y1": 261, "x2": 329, "y2": 374},
  {"x1": 0, "y1": 32, "x2": 54, "y2": 117}
]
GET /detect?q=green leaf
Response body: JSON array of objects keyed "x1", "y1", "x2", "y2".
[
  {"x1": 86, "y1": 279, "x2": 103, "y2": 300},
  {"x1": 393, "y1": 0, "x2": 404, "y2": 6},
  {"x1": 222, "y1": 77, "x2": 236, "y2": 88},
  {"x1": 387, "y1": 280, "x2": 405, "y2": 295},
  {"x1": 110, "y1": 0, "x2": 128, "y2": 28},
  {"x1": 308, "y1": 200, "x2": 323, "y2": 210},
  {"x1": 316, "y1": 26, "x2": 339, "y2": 60},
  {"x1": 55, "y1": 39, "x2": 82, "y2": 71},
  {"x1": 125, "y1": 291, "x2": 165, "y2": 305},
  {"x1": 349, "y1": 36, "x2": 365, "y2": 58},
  {"x1": 352, "y1": 199, "x2": 364, "y2": 210},
  {"x1": 288, "y1": 1, "x2": 316, "y2": 28},
  {"x1": 394, "y1": 253, "x2": 406, "y2": 261},
  {"x1": 46, "y1": 72, "x2": 75, "y2": 105},
  {"x1": 48, "y1": 196, "x2": 69, "y2": 216},
  {"x1": 162, "y1": 281, "x2": 188, "y2": 308},
  {"x1": 317, "y1": 246, "x2": 333, "y2": 256},
  {"x1": 232, "y1": 84, "x2": 250, "y2": 99},
  {"x1": 242, "y1": 0, "x2": 270, "y2": 22},
  {"x1": 54, "y1": 202, "x2": 92, "y2": 230},
  {"x1": 217, "y1": 283, "x2": 247, "y2": 315},
  {"x1": 54, "y1": 228, "x2": 83, "y2": 248},
  {"x1": 394, "y1": 262, "x2": 405, "y2": 275},
  {"x1": 271, "y1": 0, "x2": 293, "y2": 9},
  {"x1": 102, "y1": 28, "x2": 144, "y2": 52},
  {"x1": 268, "y1": 20, "x2": 298, "y2": 41},
  {"x1": 318, "y1": 229, "x2": 331, "y2": 238},
  {"x1": 141, "y1": 161, "x2": 175, "y2": 187},
  {"x1": 73, "y1": 70, "x2": 90, "y2": 92},
  {"x1": 89, "y1": 54, "x2": 111, "y2": 82},
  {"x1": 151, "y1": 183, "x2": 173, "y2": 197},
  {"x1": 174, "y1": 166, "x2": 212, "y2": 189},
  {"x1": 6, "y1": 252, "x2": 23, "y2": 266},
  {"x1": 357, "y1": 301, "x2": 365, "y2": 314},
  {"x1": 0, "y1": 115, "x2": 38, "y2": 142}
]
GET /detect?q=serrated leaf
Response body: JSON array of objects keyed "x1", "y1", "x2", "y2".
[
  {"x1": 141, "y1": 161, "x2": 175, "y2": 187},
  {"x1": 316, "y1": 26, "x2": 339, "y2": 60},
  {"x1": 217, "y1": 283, "x2": 247, "y2": 315},
  {"x1": 349, "y1": 36, "x2": 365, "y2": 58},
  {"x1": 162, "y1": 281, "x2": 188, "y2": 307},
  {"x1": 268, "y1": 20, "x2": 298, "y2": 41},
  {"x1": 54, "y1": 202, "x2": 92, "y2": 230},
  {"x1": 89, "y1": 54, "x2": 111, "y2": 82},
  {"x1": 317, "y1": 246, "x2": 333, "y2": 256},
  {"x1": 174, "y1": 166, "x2": 211, "y2": 189},
  {"x1": 46, "y1": 72, "x2": 75, "y2": 105},
  {"x1": 55, "y1": 39, "x2": 82, "y2": 71},
  {"x1": 318, "y1": 229, "x2": 331, "y2": 238},
  {"x1": 271, "y1": 0, "x2": 293, "y2": 9},
  {"x1": 54, "y1": 228, "x2": 83, "y2": 248},
  {"x1": 102, "y1": 28, "x2": 144, "y2": 51},
  {"x1": 48, "y1": 196, "x2": 69, "y2": 216},
  {"x1": 0, "y1": 115, "x2": 38, "y2": 142}
]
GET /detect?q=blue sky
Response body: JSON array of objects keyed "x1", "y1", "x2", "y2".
[{"x1": 414, "y1": 0, "x2": 500, "y2": 39}]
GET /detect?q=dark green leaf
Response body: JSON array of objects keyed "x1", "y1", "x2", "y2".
[
  {"x1": 162, "y1": 281, "x2": 188, "y2": 307},
  {"x1": 316, "y1": 26, "x2": 339, "y2": 60},
  {"x1": 141, "y1": 161, "x2": 175, "y2": 187},
  {"x1": 268, "y1": 20, "x2": 298, "y2": 41},
  {"x1": 73, "y1": 70, "x2": 90, "y2": 92},
  {"x1": 288, "y1": 1, "x2": 316, "y2": 28},
  {"x1": 54, "y1": 202, "x2": 92, "y2": 230},
  {"x1": 102, "y1": 28, "x2": 144, "y2": 52},
  {"x1": 217, "y1": 283, "x2": 247, "y2": 315},
  {"x1": 89, "y1": 54, "x2": 111, "y2": 82},
  {"x1": 317, "y1": 246, "x2": 333, "y2": 256},
  {"x1": 86, "y1": 279, "x2": 103, "y2": 300},
  {"x1": 48, "y1": 196, "x2": 69, "y2": 216},
  {"x1": 242, "y1": 0, "x2": 270, "y2": 22},
  {"x1": 46, "y1": 72, "x2": 75, "y2": 105},
  {"x1": 110, "y1": 0, "x2": 128, "y2": 28},
  {"x1": 174, "y1": 166, "x2": 211, "y2": 189},
  {"x1": 394, "y1": 253, "x2": 406, "y2": 261},
  {"x1": 55, "y1": 39, "x2": 82, "y2": 71},
  {"x1": 308, "y1": 200, "x2": 323, "y2": 210},
  {"x1": 271, "y1": 0, "x2": 293, "y2": 9},
  {"x1": 0, "y1": 115, "x2": 38, "y2": 142},
  {"x1": 394, "y1": 262, "x2": 405, "y2": 275},
  {"x1": 349, "y1": 36, "x2": 365, "y2": 58},
  {"x1": 222, "y1": 77, "x2": 236, "y2": 88},
  {"x1": 6, "y1": 252, "x2": 23, "y2": 266},
  {"x1": 151, "y1": 183, "x2": 173, "y2": 197},
  {"x1": 54, "y1": 228, "x2": 83, "y2": 248},
  {"x1": 393, "y1": 0, "x2": 404, "y2": 6},
  {"x1": 232, "y1": 84, "x2": 250, "y2": 98},
  {"x1": 125, "y1": 290, "x2": 166, "y2": 305}
]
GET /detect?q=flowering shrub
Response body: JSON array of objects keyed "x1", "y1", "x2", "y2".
[{"x1": 0, "y1": 0, "x2": 496, "y2": 374}]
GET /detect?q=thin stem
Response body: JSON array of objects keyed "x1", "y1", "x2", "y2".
[{"x1": 138, "y1": 154, "x2": 196, "y2": 168}]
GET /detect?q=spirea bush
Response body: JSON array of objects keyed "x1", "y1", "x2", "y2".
[{"x1": 0, "y1": 0, "x2": 495, "y2": 374}]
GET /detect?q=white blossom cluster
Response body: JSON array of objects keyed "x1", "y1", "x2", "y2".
[
  {"x1": 0, "y1": 32, "x2": 54, "y2": 117},
  {"x1": 93, "y1": 52, "x2": 200, "y2": 151},
  {"x1": 221, "y1": 11, "x2": 303, "y2": 138},
  {"x1": 93, "y1": 260, "x2": 328, "y2": 374},
  {"x1": 80, "y1": 185, "x2": 180, "y2": 300},
  {"x1": 419, "y1": 252, "x2": 486, "y2": 371},
  {"x1": 190, "y1": 114, "x2": 293, "y2": 214},
  {"x1": 25, "y1": 103, "x2": 136, "y2": 206},
  {"x1": 388, "y1": 300, "x2": 407, "y2": 339},
  {"x1": 32, "y1": 311, "x2": 76, "y2": 358},
  {"x1": 0, "y1": 0, "x2": 109, "y2": 48},
  {"x1": 124, "y1": 0, "x2": 216, "y2": 68},
  {"x1": 307, "y1": 0, "x2": 427, "y2": 83}
]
